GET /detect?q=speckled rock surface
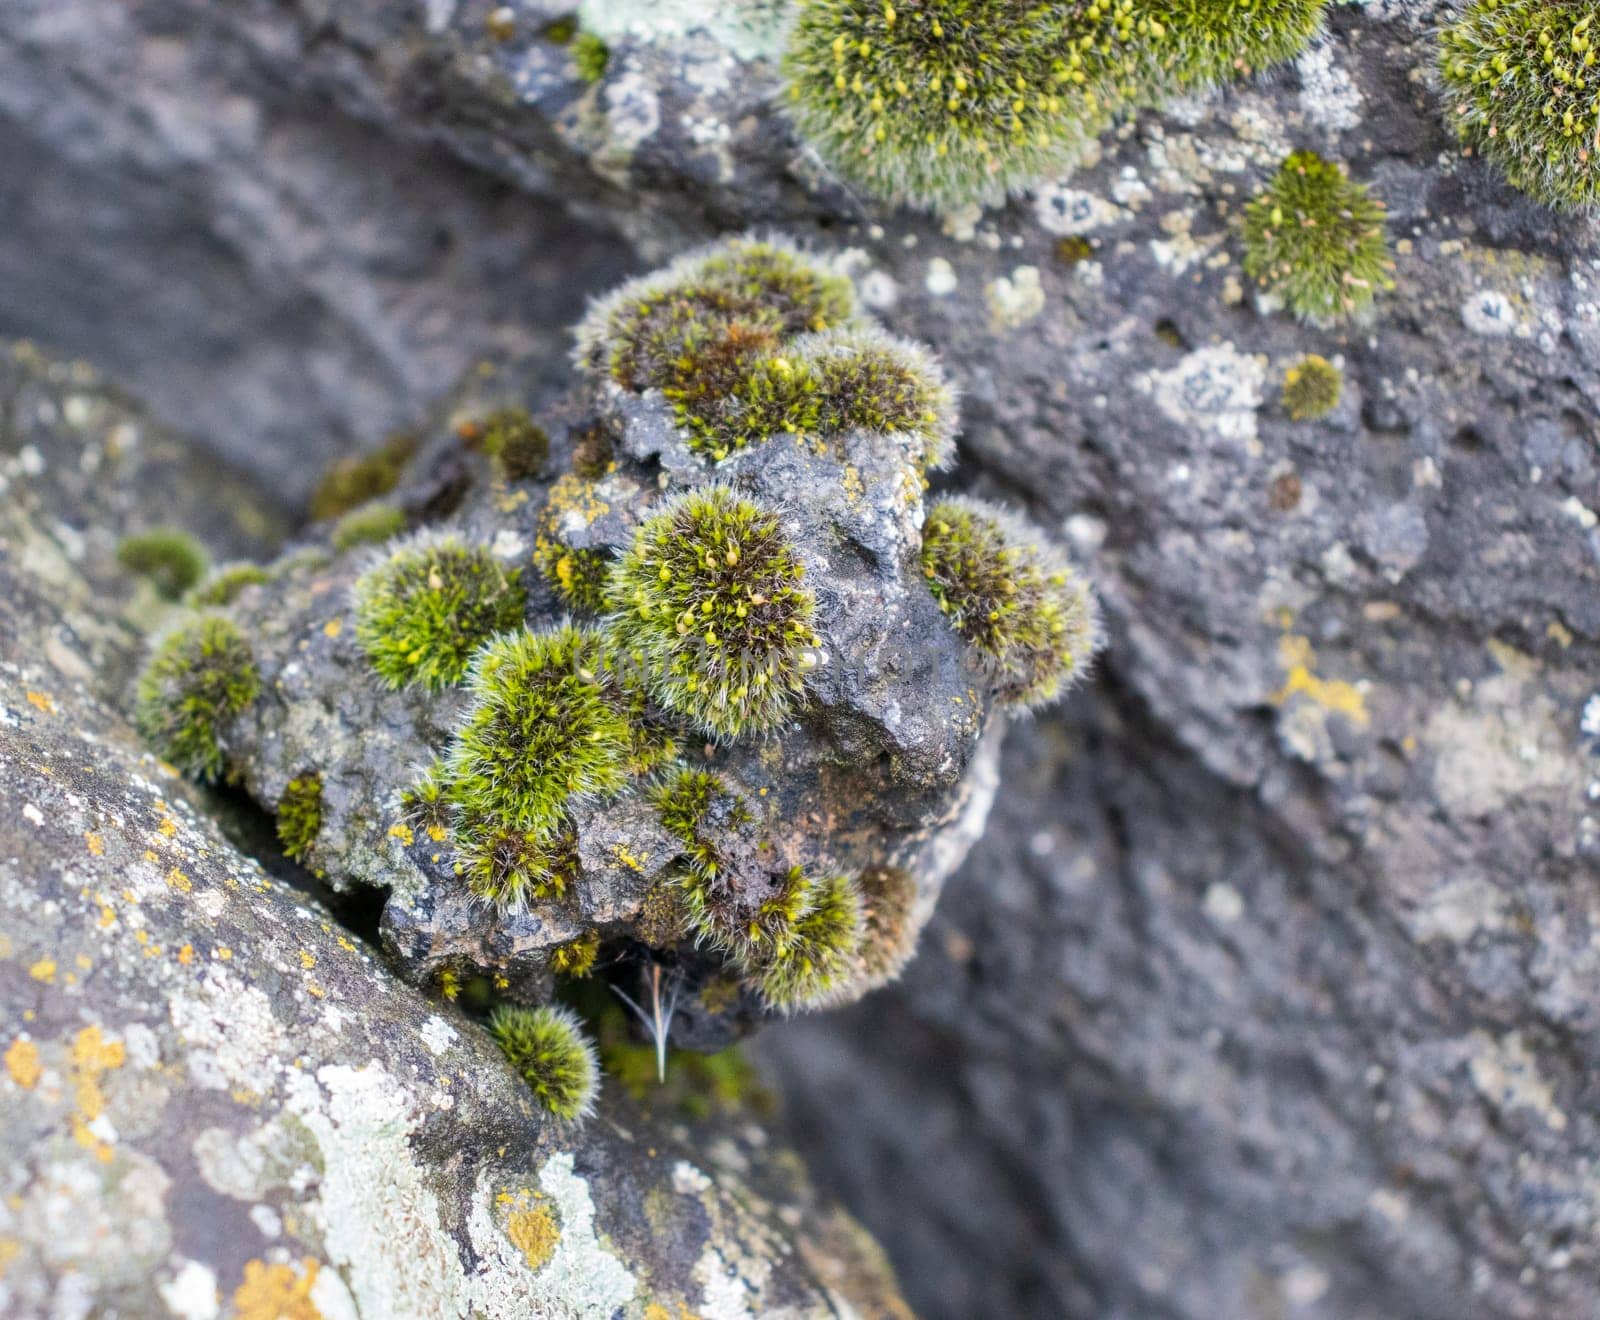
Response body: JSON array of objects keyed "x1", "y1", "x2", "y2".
[
  {"x1": 0, "y1": 446, "x2": 912, "y2": 1320},
  {"x1": 6, "y1": 2, "x2": 1600, "y2": 1318}
]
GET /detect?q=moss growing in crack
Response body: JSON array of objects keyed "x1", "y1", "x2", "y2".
[
  {"x1": 854, "y1": 863, "x2": 920, "y2": 988},
  {"x1": 116, "y1": 529, "x2": 208, "y2": 600},
  {"x1": 1241, "y1": 151, "x2": 1393, "y2": 324},
  {"x1": 478, "y1": 407, "x2": 550, "y2": 481},
  {"x1": 572, "y1": 31, "x2": 609, "y2": 82},
  {"x1": 445, "y1": 624, "x2": 634, "y2": 844},
  {"x1": 648, "y1": 767, "x2": 756, "y2": 881},
  {"x1": 489, "y1": 1004, "x2": 599, "y2": 1122},
  {"x1": 550, "y1": 928, "x2": 602, "y2": 978},
  {"x1": 1282, "y1": 354, "x2": 1342, "y2": 421},
  {"x1": 752, "y1": 871, "x2": 865, "y2": 1013},
  {"x1": 635, "y1": 879, "x2": 692, "y2": 948},
  {"x1": 797, "y1": 325, "x2": 958, "y2": 469},
  {"x1": 1438, "y1": 0, "x2": 1600, "y2": 210},
  {"x1": 352, "y1": 534, "x2": 526, "y2": 690},
  {"x1": 135, "y1": 615, "x2": 260, "y2": 781},
  {"x1": 187, "y1": 561, "x2": 270, "y2": 608},
  {"x1": 781, "y1": 0, "x2": 1111, "y2": 212},
  {"x1": 400, "y1": 763, "x2": 452, "y2": 845},
  {"x1": 309, "y1": 434, "x2": 417, "y2": 521},
  {"x1": 921, "y1": 495, "x2": 1101, "y2": 709},
  {"x1": 332, "y1": 502, "x2": 405, "y2": 551},
  {"x1": 276, "y1": 773, "x2": 324, "y2": 864},
  {"x1": 606, "y1": 485, "x2": 819, "y2": 739}
]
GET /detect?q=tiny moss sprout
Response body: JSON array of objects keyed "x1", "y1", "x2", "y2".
[
  {"x1": 309, "y1": 433, "x2": 417, "y2": 521},
  {"x1": 352, "y1": 534, "x2": 526, "y2": 690},
  {"x1": 781, "y1": 0, "x2": 1110, "y2": 212},
  {"x1": 1241, "y1": 151, "x2": 1393, "y2": 323},
  {"x1": 854, "y1": 863, "x2": 920, "y2": 988},
  {"x1": 921, "y1": 496, "x2": 1101, "y2": 709},
  {"x1": 478, "y1": 407, "x2": 550, "y2": 481},
  {"x1": 116, "y1": 529, "x2": 208, "y2": 600},
  {"x1": 635, "y1": 879, "x2": 692, "y2": 948},
  {"x1": 276, "y1": 773, "x2": 324, "y2": 863},
  {"x1": 648, "y1": 767, "x2": 757, "y2": 881},
  {"x1": 135, "y1": 615, "x2": 261, "y2": 781},
  {"x1": 445, "y1": 623, "x2": 633, "y2": 842},
  {"x1": 533, "y1": 531, "x2": 611, "y2": 612},
  {"x1": 606, "y1": 485, "x2": 819, "y2": 739},
  {"x1": 400, "y1": 763, "x2": 452, "y2": 844},
  {"x1": 752, "y1": 871, "x2": 865, "y2": 1013},
  {"x1": 1438, "y1": 0, "x2": 1600, "y2": 210},
  {"x1": 187, "y1": 561, "x2": 270, "y2": 608},
  {"x1": 1281, "y1": 354, "x2": 1342, "y2": 421},
  {"x1": 489, "y1": 1004, "x2": 599, "y2": 1122},
  {"x1": 332, "y1": 502, "x2": 405, "y2": 551},
  {"x1": 549, "y1": 928, "x2": 602, "y2": 978},
  {"x1": 572, "y1": 31, "x2": 609, "y2": 82}
]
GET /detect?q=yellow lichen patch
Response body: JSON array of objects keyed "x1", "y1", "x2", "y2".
[
  {"x1": 4, "y1": 1038, "x2": 41, "y2": 1089},
  {"x1": 0, "y1": 1237, "x2": 19, "y2": 1278},
  {"x1": 71, "y1": 1025, "x2": 125, "y2": 1123},
  {"x1": 25, "y1": 689, "x2": 55, "y2": 714},
  {"x1": 500, "y1": 1191, "x2": 561, "y2": 1274},
  {"x1": 177, "y1": 944, "x2": 195, "y2": 965},
  {"x1": 610, "y1": 843, "x2": 648, "y2": 873},
  {"x1": 322, "y1": 617, "x2": 342, "y2": 639},
  {"x1": 1271, "y1": 635, "x2": 1370, "y2": 727},
  {"x1": 166, "y1": 867, "x2": 193, "y2": 893},
  {"x1": 232, "y1": 1258, "x2": 323, "y2": 1320},
  {"x1": 388, "y1": 822, "x2": 415, "y2": 846},
  {"x1": 84, "y1": 832, "x2": 104, "y2": 857},
  {"x1": 544, "y1": 471, "x2": 612, "y2": 528},
  {"x1": 28, "y1": 959, "x2": 55, "y2": 984}
]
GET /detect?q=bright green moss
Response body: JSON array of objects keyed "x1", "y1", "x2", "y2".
[
  {"x1": 276, "y1": 773, "x2": 324, "y2": 863},
  {"x1": 489, "y1": 1004, "x2": 599, "y2": 1122},
  {"x1": 134, "y1": 615, "x2": 260, "y2": 781},
  {"x1": 1281, "y1": 354, "x2": 1342, "y2": 421},
  {"x1": 332, "y1": 502, "x2": 405, "y2": 551},
  {"x1": 309, "y1": 433, "x2": 417, "y2": 521},
  {"x1": 352, "y1": 535, "x2": 526, "y2": 690},
  {"x1": 116, "y1": 529, "x2": 208, "y2": 600},
  {"x1": 782, "y1": 0, "x2": 1112, "y2": 212},
  {"x1": 400, "y1": 762, "x2": 452, "y2": 844},
  {"x1": 752, "y1": 871, "x2": 865, "y2": 1013},
  {"x1": 606, "y1": 486, "x2": 819, "y2": 740},
  {"x1": 550, "y1": 929, "x2": 602, "y2": 978},
  {"x1": 479, "y1": 407, "x2": 550, "y2": 481},
  {"x1": 1439, "y1": 0, "x2": 1600, "y2": 210},
  {"x1": 921, "y1": 495, "x2": 1101, "y2": 709},
  {"x1": 854, "y1": 863, "x2": 920, "y2": 988},
  {"x1": 572, "y1": 31, "x2": 609, "y2": 81},
  {"x1": 454, "y1": 819, "x2": 580, "y2": 909},
  {"x1": 187, "y1": 561, "x2": 271, "y2": 608},
  {"x1": 444, "y1": 623, "x2": 634, "y2": 843},
  {"x1": 1241, "y1": 151, "x2": 1393, "y2": 323}
]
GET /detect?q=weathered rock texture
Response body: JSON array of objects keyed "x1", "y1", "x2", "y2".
[
  {"x1": 0, "y1": 347, "x2": 912, "y2": 1319},
  {"x1": 4, "y1": 2, "x2": 1600, "y2": 1319}
]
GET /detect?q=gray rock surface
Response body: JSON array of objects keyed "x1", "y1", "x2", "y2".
[
  {"x1": 0, "y1": 347, "x2": 913, "y2": 1320},
  {"x1": 5, "y1": 2, "x2": 1600, "y2": 1319}
]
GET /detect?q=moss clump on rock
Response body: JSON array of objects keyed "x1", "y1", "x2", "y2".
[
  {"x1": 533, "y1": 534, "x2": 611, "y2": 612},
  {"x1": 752, "y1": 870, "x2": 865, "y2": 1013},
  {"x1": 782, "y1": 0, "x2": 1111, "y2": 212},
  {"x1": 309, "y1": 433, "x2": 417, "y2": 521},
  {"x1": 1438, "y1": 0, "x2": 1600, "y2": 211},
  {"x1": 187, "y1": 561, "x2": 271, "y2": 608},
  {"x1": 854, "y1": 863, "x2": 921, "y2": 988},
  {"x1": 1281, "y1": 354, "x2": 1342, "y2": 421},
  {"x1": 135, "y1": 615, "x2": 260, "y2": 781},
  {"x1": 921, "y1": 495, "x2": 1101, "y2": 708},
  {"x1": 1241, "y1": 151, "x2": 1393, "y2": 323},
  {"x1": 572, "y1": 31, "x2": 609, "y2": 82},
  {"x1": 489, "y1": 1004, "x2": 599, "y2": 1122},
  {"x1": 477, "y1": 407, "x2": 550, "y2": 481},
  {"x1": 550, "y1": 928, "x2": 602, "y2": 978},
  {"x1": 116, "y1": 529, "x2": 208, "y2": 600},
  {"x1": 607, "y1": 485, "x2": 819, "y2": 739},
  {"x1": 332, "y1": 502, "x2": 406, "y2": 551},
  {"x1": 455, "y1": 821, "x2": 581, "y2": 910},
  {"x1": 1096, "y1": 0, "x2": 1329, "y2": 97},
  {"x1": 276, "y1": 773, "x2": 324, "y2": 863},
  {"x1": 352, "y1": 534, "x2": 526, "y2": 690}
]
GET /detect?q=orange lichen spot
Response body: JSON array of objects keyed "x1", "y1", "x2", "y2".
[
  {"x1": 232, "y1": 1258, "x2": 323, "y2": 1320},
  {"x1": 298, "y1": 949, "x2": 316, "y2": 970},
  {"x1": 28, "y1": 959, "x2": 55, "y2": 985},
  {"x1": 322, "y1": 618, "x2": 343, "y2": 639},
  {"x1": 503, "y1": 1196, "x2": 561, "y2": 1274},
  {"x1": 84, "y1": 832, "x2": 104, "y2": 857},
  {"x1": 1272, "y1": 635, "x2": 1370, "y2": 727},
  {"x1": 25, "y1": 690, "x2": 55, "y2": 714},
  {"x1": 157, "y1": 816, "x2": 178, "y2": 839},
  {"x1": 387, "y1": 822, "x2": 415, "y2": 846},
  {"x1": 306, "y1": 981, "x2": 326, "y2": 1000},
  {"x1": 5, "y1": 1038, "x2": 41, "y2": 1089},
  {"x1": 216, "y1": 946, "x2": 233, "y2": 961},
  {"x1": 178, "y1": 944, "x2": 195, "y2": 965},
  {"x1": 166, "y1": 868, "x2": 193, "y2": 894}
]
